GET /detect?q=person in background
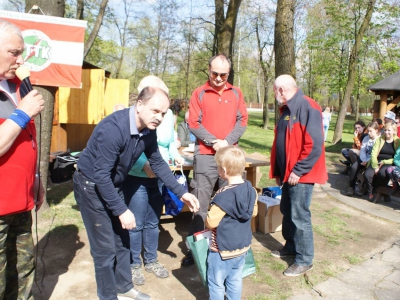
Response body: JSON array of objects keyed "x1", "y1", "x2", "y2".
[
  {"x1": 363, "y1": 121, "x2": 399, "y2": 203},
  {"x1": 73, "y1": 85, "x2": 199, "y2": 300},
  {"x1": 182, "y1": 54, "x2": 248, "y2": 267},
  {"x1": 339, "y1": 121, "x2": 366, "y2": 172},
  {"x1": 396, "y1": 114, "x2": 400, "y2": 138},
  {"x1": 206, "y1": 146, "x2": 257, "y2": 300},
  {"x1": 346, "y1": 122, "x2": 380, "y2": 196},
  {"x1": 123, "y1": 76, "x2": 183, "y2": 286},
  {"x1": 322, "y1": 107, "x2": 331, "y2": 142},
  {"x1": 383, "y1": 111, "x2": 396, "y2": 125},
  {"x1": 0, "y1": 19, "x2": 45, "y2": 299},
  {"x1": 269, "y1": 74, "x2": 327, "y2": 277},
  {"x1": 172, "y1": 99, "x2": 181, "y2": 117},
  {"x1": 373, "y1": 118, "x2": 383, "y2": 132},
  {"x1": 177, "y1": 111, "x2": 196, "y2": 147}
]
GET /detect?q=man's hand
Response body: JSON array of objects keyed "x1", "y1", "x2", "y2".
[
  {"x1": 174, "y1": 156, "x2": 185, "y2": 167},
  {"x1": 180, "y1": 193, "x2": 199, "y2": 212},
  {"x1": 212, "y1": 139, "x2": 229, "y2": 151},
  {"x1": 143, "y1": 161, "x2": 156, "y2": 178},
  {"x1": 288, "y1": 172, "x2": 300, "y2": 185},
  {"x1": 275, "y1": 178, "x2": 281, "y2": 186},
  {"x1": 18, "y1": 90, "x2": 45, "y2": 118},
  {"x1": 119, "y1": 209, "x2": 136, "y2": 230},
  {"x1": 34, "y1": 176, "x2": 44, "y2": 212}
]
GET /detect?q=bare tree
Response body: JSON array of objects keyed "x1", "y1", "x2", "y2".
[
  {"x1": 214, "y1": 0, "x2": 243, "y2": 84},
  {"x1": 332, "y1": 0, "x2": 376, "y2": 144},
  {"x1": 83, "y1": 0, "x2": 109, "y2": 58}
]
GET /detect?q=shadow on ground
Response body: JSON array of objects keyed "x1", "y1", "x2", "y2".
[{"x1": 33, "y1": 225, "x2": 84, "y2": 300}]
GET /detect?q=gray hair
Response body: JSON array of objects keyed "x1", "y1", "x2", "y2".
[
  {"x1": 138, "y1": 86, "x2": 169, "y2": 104},
  {"x1": 0, "y1": 19, "x2": 23, "y2": 43}
]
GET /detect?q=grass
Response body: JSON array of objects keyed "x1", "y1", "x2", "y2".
[{"x1": 41, "y1": 110, "x2": 377, "y2": 299}]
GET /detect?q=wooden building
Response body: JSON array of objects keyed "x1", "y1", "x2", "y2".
[
  {"x1": 369, "y1": 71, "x2": 400, "y2": 120},
  {"x1": 50, "y1": 62, "x2": 130, "y2": 153}
]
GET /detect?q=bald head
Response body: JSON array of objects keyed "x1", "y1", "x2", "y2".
[{"x1": 273, "y1": 75, "x2": 298, "y2": 106}]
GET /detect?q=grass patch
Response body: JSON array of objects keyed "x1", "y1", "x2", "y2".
[
  {"x1": 39, "y1": 181, "x2": 84, "y2": 236},
  {"x1": 343, "y1": 253, "x2": 364, "y2": 265},
  {"x1": 312, "y1": 207, "x2": 362, "y2": 246}
]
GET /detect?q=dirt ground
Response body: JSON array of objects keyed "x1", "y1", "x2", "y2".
[{"x1": 31, "y1": 180, "x2": 400, "y2": 300}]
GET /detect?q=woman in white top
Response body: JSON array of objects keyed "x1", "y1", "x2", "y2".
[{"x1": 322, "y1": 107, "x2": 331, "y2": 142}]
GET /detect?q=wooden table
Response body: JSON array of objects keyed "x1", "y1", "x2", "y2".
[{"x1": 170, "y1": 150, "x2": 269, "y2": 188}]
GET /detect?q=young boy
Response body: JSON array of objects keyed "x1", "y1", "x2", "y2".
[{"x1": 206, "y1": 146, "x2": 258, "y2": 300}]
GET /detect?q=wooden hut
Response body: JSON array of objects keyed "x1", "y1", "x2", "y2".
[
  {"x1": 369, "y1": 71, "x2": 400, "y2": 120},
  {"x1": 50, "y1": 62, "x2": 130, "y2": 153}
]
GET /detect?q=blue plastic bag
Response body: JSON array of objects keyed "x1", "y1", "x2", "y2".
[
  {"x1": 163, "y1": 166, "x2": 188, "y2": 216},
  {"x1": 262, "y1": 186, "x2": 282, "y2": 199}
]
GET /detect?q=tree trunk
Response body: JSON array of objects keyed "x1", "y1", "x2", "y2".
[
  {"x1": 83, "y1": 0, "x2": 108, "y2": 58},
  {"x1": 274, "y1": 0, "x2": 295, "y2": 124},
  {"x1": 332, "y1": 0, "x2": 376, "y2": 144},
  {"x1": 274, "y1": 0, "x2": 295, "y2": 78},
  {"x1": 25, "y1": 0, "x2": 65, "y2": 210},
  {"x1": 76, "y1": 0, "x2": 84, "y2": 20},
  {"x1": 214, "y1": 0, "x2": 242, "y2": 84}
]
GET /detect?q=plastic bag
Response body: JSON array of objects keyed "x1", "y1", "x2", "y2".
[{"x1": 163, "y1": 165, "x2": 188, "y2": 216}]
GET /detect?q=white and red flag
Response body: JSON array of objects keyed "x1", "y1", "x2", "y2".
[{"x1": 0, "y1": 10, "x2": 87, "y2": 88}]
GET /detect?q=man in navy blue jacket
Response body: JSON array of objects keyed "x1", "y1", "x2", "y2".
[{"x1": 73, "y1": 86, "x2": 199, "y2": 300}]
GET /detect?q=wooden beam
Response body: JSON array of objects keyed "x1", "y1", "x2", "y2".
[
  {"x1": 379, "y1": 93, "x2": 388, "y2": 120},
  {"x1": 387, "y1": 95, "x2": 400, "y2": 111}
]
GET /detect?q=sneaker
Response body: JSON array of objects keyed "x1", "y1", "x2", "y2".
[
  {"x1": 367, "y1": 194, "x2": 375, "y2": 202},
  {"x1": 283, "y1": 263, "x2": 313, "y2": 277},
  {"x1": 346, "y1": 187, "x2": 355, "y2": 196},
  {"x1": 356, "y1": 185, "x2": 366, "y2": 196},
  {"x1": 131, "y1": 265, "x2": 145, "y2": 285},
  {"x1": 117, "y1": 288, "x2": 151, "y2": 300},
  {"x1": 271, "y1": 248, "x2": 296, "y2": 258},
  {"x1": 181, "y1": 250, "x2": 194, "y2": 267},
  {"x1": 339, "y1": 159, "x2": 351, "y2": 166},
  {"x1": 144, "y1": 261, "x2": 169, "y2": 278}
]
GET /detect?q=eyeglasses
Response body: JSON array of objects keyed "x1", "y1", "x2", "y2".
[{"x1": 210, "y1": 71, "x2": 229, "y2": 80}]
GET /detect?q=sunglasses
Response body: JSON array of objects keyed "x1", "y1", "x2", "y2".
[{"x1": 210, "y1": 71, "x2": 229, "y2": 80}]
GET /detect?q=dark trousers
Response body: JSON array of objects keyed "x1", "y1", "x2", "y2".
[
  {"x1": 0, "y1": 212, "x2": 34, "y2": 300},
  {"x1": 73, "y1": 171, "x2": 133, "y2": 300},
  {"x1": 364, "y1": 165, "x2": 391, "y2": 195},
  {"x1": 349, "y1": 158, "x2": 363, "y2": 188},
  {"x1": 187, "y1": 154, "x2": 226, "y2": 237}
]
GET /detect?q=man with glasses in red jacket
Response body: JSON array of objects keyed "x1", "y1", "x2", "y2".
[{"x1": 181, "y1": 54, "x2": 248, "y2": 266}]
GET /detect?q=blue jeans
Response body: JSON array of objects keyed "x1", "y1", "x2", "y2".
[
  {"x1": 280, "y1": 182, "x2": 314, "y2": 266},
  {"x1": 123, "y1": 176, "x2": 164, "y2": 267},
  {"x1": 207, "y1": 251, "x2": 246, "y2": 300},
  {"x1": 73, "y1": 171, "x2": 133, "y2": 300},
  {"x1": 323, "y1": 124, "x2": 329, "y2": 141}
]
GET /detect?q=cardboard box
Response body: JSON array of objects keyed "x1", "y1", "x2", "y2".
[{"x1": 258, "y1": 197, "x2": 283, "y2": 234}]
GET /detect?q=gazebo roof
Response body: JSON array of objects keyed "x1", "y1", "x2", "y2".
[{"x1": 369, "y1": 71, "x2": 400, "y2": 91}]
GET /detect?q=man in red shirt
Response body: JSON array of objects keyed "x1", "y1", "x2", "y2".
[
  {"x1": 182, "y1": 54, "x2": 248, "y2": 266},
  {"x1": 0, "y1": 19, "x2": 45, "y2": 298}
]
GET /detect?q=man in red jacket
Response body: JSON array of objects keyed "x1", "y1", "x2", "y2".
[
  {"x1": 269, "y1": 75, "x2": 327, "y2": 276},
  {"x1": 182, "y1": 54, "x2": 248, "y2": 266},
  {"x1": 0, "y1": 19, "x2": 45, "y2": 298}
]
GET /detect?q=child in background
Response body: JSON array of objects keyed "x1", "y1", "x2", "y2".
[{"x1": 205, "y1": 146, "x2": 258, "y2": 300}]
